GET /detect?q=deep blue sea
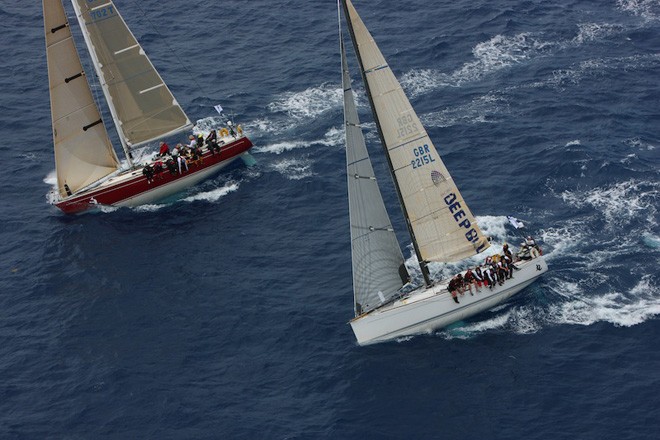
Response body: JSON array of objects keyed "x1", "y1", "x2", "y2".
[{"x1": 1, "y1": 0, "x2": 659, "y2": 438}]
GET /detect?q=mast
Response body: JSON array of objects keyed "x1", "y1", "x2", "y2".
[{"x1": 340, "y1": 0, "x2": 432, "y2": 286}]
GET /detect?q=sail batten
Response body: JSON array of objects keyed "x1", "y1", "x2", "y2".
[{"x1": 342, "y1": 0, "x2": 490, "y2": 265}]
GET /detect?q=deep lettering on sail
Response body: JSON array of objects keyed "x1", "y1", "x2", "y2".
[{"x1": 444, "y1": 193, "x2": 480, "y2": 244}]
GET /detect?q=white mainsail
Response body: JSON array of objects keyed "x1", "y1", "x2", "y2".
[
  {"x1": 44, "y1": 0, "x2": 120, "y2": 197},
  {"x1": 343, "y1": 0, "x2": 489, "y2": 264},
  {"x1": 342, "y1": 37, "x2": 409, "y2": 316},
  {"x1": 70, "y1": 0, "x2": 192, "y2": 152}
]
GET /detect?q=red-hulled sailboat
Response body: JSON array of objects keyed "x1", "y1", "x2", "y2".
[{"x1": 44, "y1": 0, "x2": 253, "y2": 214}]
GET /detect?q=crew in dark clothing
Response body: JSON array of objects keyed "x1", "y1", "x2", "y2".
[
  {"x1": 448, "y1": 276, "x2": 460, "y2": 304},
  {"x1": 142, "y1": 164, "x2": 154, "y2": 183},
  {"x1": 206, "y1": 129, "x2": 220, "y2": 154},
  {"x1": 153, "y1": 161, "x2": 164, "y2": 179},
  {"x1": 463, "y1": 268, "x2": 476, "y2": 295},
  {"x1": 166, "y1": 158, "x2": 177, "y2": 175}
]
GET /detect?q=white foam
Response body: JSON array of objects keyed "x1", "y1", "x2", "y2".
[
  {"x1": 422, "y1": 93, "x2": 509, "y2": 127},
  {"x1": 547, "y1": 275, "x2": 660, "y2": 328},
  {"x1": 182, "y1": 182, "x2": 239, "y2": 203},
  {"x1": 560, "y1": 179, "x2": 659, "y2": 227},
  {"x1": 642, "y1": 232, "x2": 660, "y2": 249},
  {"x1": 573, "y1": 22, "x2": 624, "y2": 45},
  {"x1": 617, "y1": 0, "x2": 660, "y2": 20},
  {"x1": 133, "y1": 204, "x2": 167, "y2": 212},
  {"x1": 565, "y1": 140, "x2": 581, "y2": 147},
  {"x1": 270, "y1": 158, "x2": 314, "y2": 180},
  {"x1": 43, "y1": 170, "x2": 57, "y2": 186},
  {"x1": 530, "y1": 53, "x2": 660, "y2": 91},
  {"x1": 253, "y1": 126, "x2": 345, "y2": 155},
  {"x1": 399, "y1": 68, "x2": 452, "y2": 98},
  {"x1": 254, "y1": 140, "x2": 311, "y2": 155},
  {"x1": 624, "y1": 137, "x2": 656, "y2": 151},
  {"x1": 267, "y1": 84, "x2": 343, "y2": 120}
]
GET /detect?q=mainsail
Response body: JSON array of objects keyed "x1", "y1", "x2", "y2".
[
  {"x1": 342, "y1": 36, "x2": 409, "y2": 316},
  {"x1": 342, "y1": 0, "x2": 489, "y2": 265},
  {"x1": 70, "y1": 0, "x2": 192, "y2": 152},
  {"x1": 44, "y1": 0, "x2": 120, "y2": 197}
]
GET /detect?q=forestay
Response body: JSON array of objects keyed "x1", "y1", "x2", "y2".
[
  {"x1": 71, "y1": 0, "x2": 192, "y2": 149},
  {"x1": 342, "y1": 37, "x2": 409, "y2": 316},
  {"x1": 44, "y1": 0, "x2": 120, "y2": 197},
  {"x1": 343, "y1": 0, "x2": 489, "y2": 263}
]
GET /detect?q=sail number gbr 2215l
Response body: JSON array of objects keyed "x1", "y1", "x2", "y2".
[{"x1": 410, "y1": 144, "x2": 435, "y2": 169}]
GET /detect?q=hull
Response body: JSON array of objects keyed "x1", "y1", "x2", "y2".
[
  {"x1": 54, "y1": 136, "x2": 253, "y2": 214},
  {"x1": 350, "y1": 256, "x2": 548, "y2": 345}
]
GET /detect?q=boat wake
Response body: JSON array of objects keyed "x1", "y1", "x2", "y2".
[
  {"x1": 421, "y1": 175, "x2": 660, "y2": 340},
  {"x1": 182, "y1": 181, "x2": 240, "y2": 203}
]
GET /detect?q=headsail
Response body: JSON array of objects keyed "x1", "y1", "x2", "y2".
[
  {"x1": 44, "y1": 0, "x2": 120, "y2": 197},
  {"x1": 342, "y1": 35, "x2": 409, "y2": 316},
  {"x1": 70, "y1": 0, "x2": 192, "y2": 153},
  {"x1": 342, "y1": 0, "x2": 489, "y2": 264}
]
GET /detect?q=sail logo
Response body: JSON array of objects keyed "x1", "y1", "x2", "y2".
[
  {"x1": 431, "y1": 170, "x2": 445, "y2": 186},
  {"x1": 410, "y1": 144, "x2": 435, "y2": 169},
  {"x1": 444, "y1": 193, "x2": 480, "y2": 244}
]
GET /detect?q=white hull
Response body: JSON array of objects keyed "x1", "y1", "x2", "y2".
[{"x1": 350, "y1": 256, "x2": 548, "y2": 345}]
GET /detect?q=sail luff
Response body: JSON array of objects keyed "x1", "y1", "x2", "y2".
[
  {"x1": 45, "y1": 0, "x2": 120, "y2": 197},
  {"x1": 341, "y1": 31, "x2": 409, "y2": 316},
  {"x1": 342, "y1": 0, "x2": 490, "y2": 265},
  {"x1": 70, "y1": 0, "x2": 192, "y2": 156}
]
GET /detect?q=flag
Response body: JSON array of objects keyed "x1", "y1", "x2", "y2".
[
  {"x1": 214, "y1": 104, "x2": 224, "y2": 115},
  {"x1": 507, "y1": 216, "x2": 525, "y2": 229}
]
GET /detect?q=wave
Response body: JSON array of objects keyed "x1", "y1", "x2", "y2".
[
  {"x1": 547, "y1": 274, "x2": 660, "y2": 327},
  {"x1": 617, "y1": 0, "x2": 660, "y2": 20},
  {"x1": 573, "y1": 22, "x2": 625, "y2": 45},
  {"x1": 182, "y1": 181, "x2": 240, "y2": 203},
  {"x1": 253, "y1": 126, "x2": 344, "y2": 155},
  {"x1": 400, "y1": 32, "x2": 559, "y2": 95},
  {"x1": 269, "y1": 157, "x2": 315, "y2": 180},
  {"x1": 436, "y1": 271, "x2": 660, "y2": 340},
  {"x1": 267, "y1": 83, "x2": 342, "y2": 120},
  {"x1": 641, "y1": 232, "x2": 660, "y2": 249},
  {"x1": 421, "y1": 93, "x2": 510, "y2": 127},
  {"x1": 559, "y1": 179, "x2": 659, "y2": 227}
]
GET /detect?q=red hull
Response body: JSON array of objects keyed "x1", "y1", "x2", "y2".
[{"x1": 55, "y1": 137, "x2": 253, "y2": 214}]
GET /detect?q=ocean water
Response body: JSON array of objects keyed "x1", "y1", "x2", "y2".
[{"x1": 1, "y1": 0, "x2": 659, "y2": 438}]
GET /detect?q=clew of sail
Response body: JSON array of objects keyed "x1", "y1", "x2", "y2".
[
  {"x1": 343, "y1": 0, "x2": 489, "y2": 263},
  {"x1": 70, "y1": 0, "x2": 192, "y2": 151},
  {"x1": 45, "y1": 0, "x2": 120, "y2": 198},
  {"x1": 342, "y1": 35, "x2": 409, "y2": 316}
]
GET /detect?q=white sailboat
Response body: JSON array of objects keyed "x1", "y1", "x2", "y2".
[
  {"x1": 44, "y1": 0, "x2": 253, "y2": 214},
  {"x1": 339, "y1": 0, "x2": 548, "y2": 345}
]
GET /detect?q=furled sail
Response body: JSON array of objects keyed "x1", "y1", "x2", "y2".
[
  {"x1": 343, "y1": 0, "x2": 489, "y2": 263},
  {"x1": 342, "y1": 36, "x2": 409, "y2": 316},
  {"x1": 70, "y1": 0, "x2": 192, "y2": 149},
  {"x1": 44, "y1": 0, "x2": 120, "y2": 197}
]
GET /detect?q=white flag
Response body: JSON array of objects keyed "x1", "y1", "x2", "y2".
[
  {"x1": 214, "y1": 104, "x2": 224, "y2": 115},
  {"x1": 507, "y1": 216, "x2": 525, "y2": 229}
]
